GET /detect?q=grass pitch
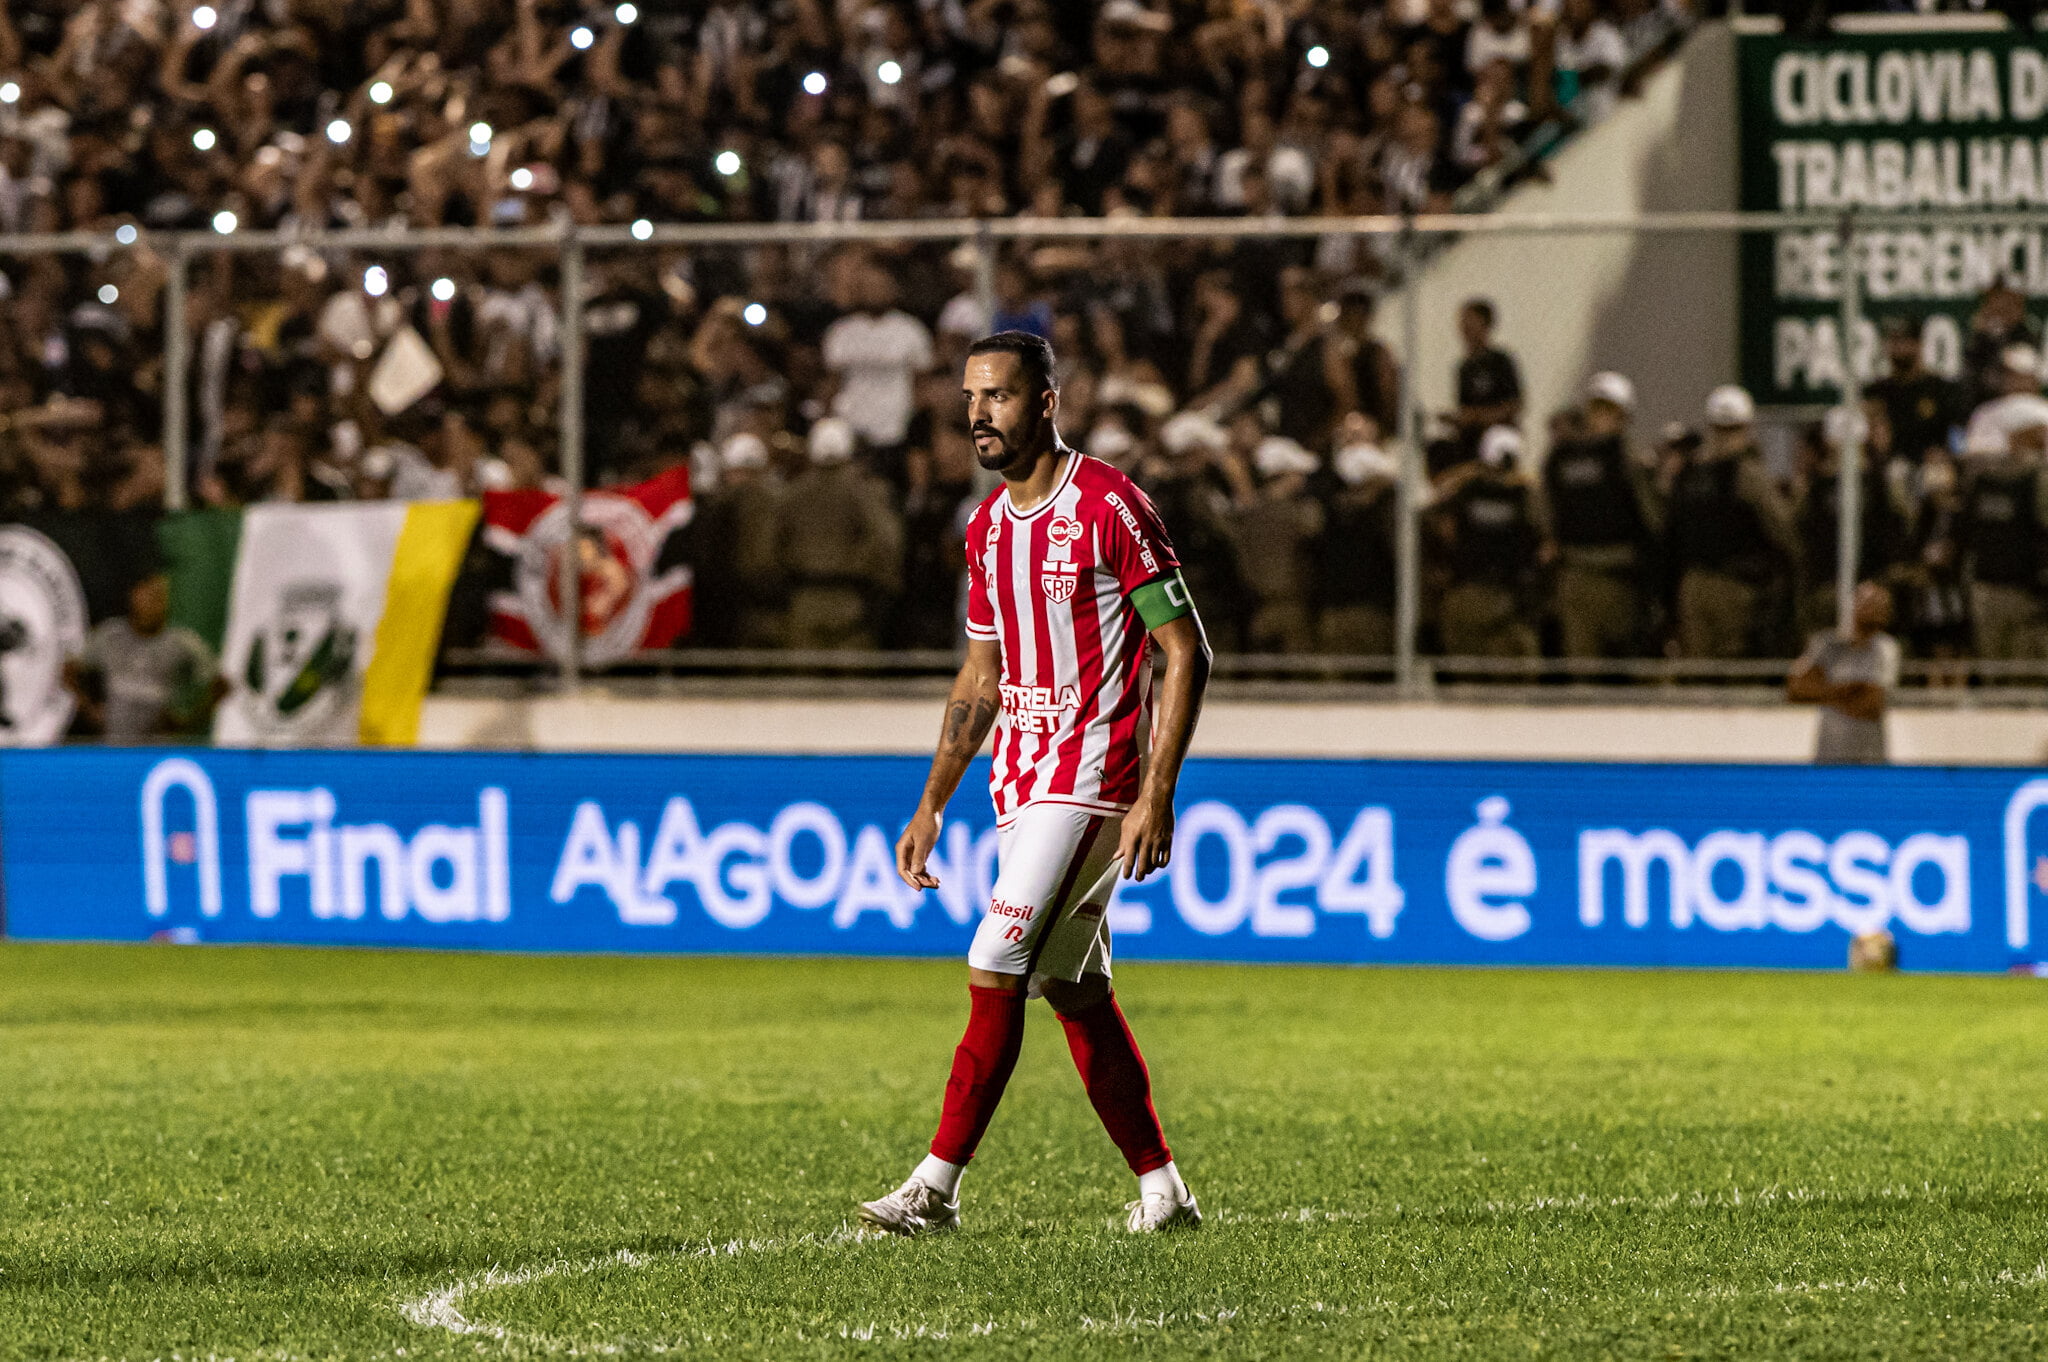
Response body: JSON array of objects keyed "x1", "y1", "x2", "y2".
[{"x1": 5, "y1": 946, "x2": 2048, "y2": 1360}]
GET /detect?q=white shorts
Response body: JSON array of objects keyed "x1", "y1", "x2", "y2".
[{"x1": 968, "y1": 803, "x2": 1124, "y2": 994}]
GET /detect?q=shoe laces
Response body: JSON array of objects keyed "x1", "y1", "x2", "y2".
[
  {"x1": 888, "y1": 1177, "x2": 933, "y2": 1211},
  {"x1": 1125, "y1": 1191, "x2": 1174, "y2": 1230}
]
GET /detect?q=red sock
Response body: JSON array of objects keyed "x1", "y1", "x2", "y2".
[
  {"x1": 929, "y1": 984, "x2": 1028, "y2": 1165},
  {"x1": 1057, "y1": 992, "x2": 1172, "y2": 1175}
]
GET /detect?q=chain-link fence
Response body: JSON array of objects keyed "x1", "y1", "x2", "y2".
[{"x1": 5, "y1": 208, "x2": 2045, "y2": 699}]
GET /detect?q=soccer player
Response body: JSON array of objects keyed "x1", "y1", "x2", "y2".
[{"x1": 859, "y1": 331, "x2": 1211, "y2": 1236}]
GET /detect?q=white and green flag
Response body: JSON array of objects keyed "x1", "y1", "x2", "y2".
[{"x1": 215, "y1": 502, "x2": 477, "y2": 747}]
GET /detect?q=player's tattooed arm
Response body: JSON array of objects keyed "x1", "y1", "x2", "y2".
[
  {"x1": 899, "y1": 639, "x2": 1002, "y2": 890},
  {"x1": 1118, "y1": 612, "x2": 1212, "y2": 880},
  {"x1": 941, "y1": 695, "x2": 998, "y2": 751}
]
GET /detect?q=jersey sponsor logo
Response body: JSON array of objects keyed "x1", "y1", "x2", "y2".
[
  {"x1": 1103, "y1": 493, "x2": 1160, "y2": 575},
  {"x1": 1000, "y1": 681, "x2": 1081, "y2": 734},
  {"x1": 988, "y1": 898, "x2": 1036, "y2": 922}
]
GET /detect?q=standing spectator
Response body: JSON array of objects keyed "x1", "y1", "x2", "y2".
[
  {"x1": 1182, "y1": 269, "x2": 1268, "y2": 414},
  {"x1": 1214, "y1": 108, "x2": 1314, "y2": 216},
  {"x1": 1054, "y1": 79, "x2": 1135, "y2": 216},
  {"x1": 1537, "y1": 372, "x2": 1663, "y2": 659},
  {"x1": 1448, "y1": 298, "x2": 1523, "y2": 458},
  {"x1": 1230, "y1": 436, "x2": 1324, "y2": 654},
  {"x1": 1794, "y1": 401, "x2": 1902, "y2": 640},
  {"x1": 1958, "y1": 403, "x2": 2048, "y2": 660},
  {"x1": 1326, "y1": 282, "x2": 1402, "y2": 438},
  {"x1": 777, "y1": 417, "x2": 904, "y2": 651},
  {"x1": 1406, "y1": 0, "x2": 1476, "y2": 96},
  {"x1": 1867, "y1": 316, "x2": 1967, "y2": 464},
  {"x1": 1434, "y1": 425, "x2": 1541, "y2": 659},
  {"x1": 1315, "y1": 417, "x2": 1401, "y2": 655},
  {"x1": 692, "y1": 432, "x2": 787, "y2": 650},
  {"x1": 1260, "y1": 267, "x2": 1346, "y2": 450},
  {"x1": 1553, "y1": 0, "x2": 1630, "y2": 124},
  {"x1": 1377, "y1": 101, "x2": 1455, "y2": 214},
  {"x1": 64, "y1": 572, "x2": 220, "y2": 743},
  {"x1": 1666, "y1": 385, "x2": 1799, "y2": 659},
  {"x1": 1453, "y1": 60, "x2": 1529, "y2": 175},
  {"x1": 987, "y1": 258, "x2": 1053, "y2": 341},
  {"x1": 821, "y1": 259, "x2": 934, "y2": 483},
  {"x1": 1788, "y1": 581, "x2": 1900, "y2": 766},
  {"x1": 1962, "y1": 280, "x2": 2041, "y2": 410},
  {"x1": 1465, "y1": 0, "x2": 1532, "y2": 81}
]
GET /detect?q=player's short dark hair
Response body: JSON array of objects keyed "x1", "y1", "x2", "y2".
[
  {"x1": 1463, "y1": 298, "x2": 1497, "y2": 328},
  {"x1": 966, "y1": 331, "x2": 1058, "y2": 394}
]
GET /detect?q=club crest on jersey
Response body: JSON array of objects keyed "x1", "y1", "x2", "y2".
[
  {"x1": 1041, "y1": 563, "x2": 1079, "y2": 603},
  {"x1": 1042, "y1": 517, "x2": 1083, "y2": 603}
]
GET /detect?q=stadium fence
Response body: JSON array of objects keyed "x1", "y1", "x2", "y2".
[{"x1": 10, "y1": 207, "x2": 2039, "y2": 695}]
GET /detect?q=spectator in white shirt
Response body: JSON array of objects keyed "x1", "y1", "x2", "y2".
[
  {"x1": 1554, "y1": 0, "x2": 1631, "y2": 124},
  {"x1": 1214, "y1": 109, "x2": 1315, "y2": 215},
  {"x1": 821, "y1": 260, "x2": 935, "y2": 472},
  {"x1": 1454, "y1": 61, "x2": 1530, "y2": 173},
  {"x1": 1465, "y1": 0, "x2": 1532, "y2": 79},
  {"x1": 1963, "y1": 345, "x2": 2048, "y2": 458}
]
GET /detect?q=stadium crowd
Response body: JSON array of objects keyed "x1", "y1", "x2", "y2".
[
  {"x1": 8, "y1": 0, "x2": 2048, "y2": 667},
  {"x1": 0, "y1": 0, "x2": 1675, "y2": 513}
]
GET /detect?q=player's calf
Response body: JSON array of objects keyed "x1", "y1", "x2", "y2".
[{"x1": 1050, "y1": 980, "x2": 1200, "y2": 1232}]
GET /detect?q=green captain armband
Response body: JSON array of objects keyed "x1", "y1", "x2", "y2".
[{"x1": 1129, "y1": 571, "x2": 1197, "y2": 631}]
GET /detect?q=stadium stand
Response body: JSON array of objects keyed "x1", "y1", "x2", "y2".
[{"x1": 8, "y1": 1, "x2": 2048, "y2": 677}]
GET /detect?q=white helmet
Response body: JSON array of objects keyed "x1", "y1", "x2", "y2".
[
  {"x1": 807, "y1": 417, "x2": 856, "y2": 465},
  {"x1": 1705, "y1": 384, "x2": 1755, "y2": 428}
]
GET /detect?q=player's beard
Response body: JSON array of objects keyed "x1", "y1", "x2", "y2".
[{"x1": 973, "y1": 407, "x2": 1042, "y2": 474}]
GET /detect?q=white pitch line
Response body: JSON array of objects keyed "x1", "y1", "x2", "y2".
[
  {"x1": 398, "y1": 1229, "x2": 863, "y2": 1353},
  {"x1": 395, "y1": 1192, "x2": 2048, "y2": 1354}
]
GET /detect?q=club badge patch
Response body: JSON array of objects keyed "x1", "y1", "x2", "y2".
[{"x1": 1042, "y1": 517, "x2": 1082, "y2": 603}]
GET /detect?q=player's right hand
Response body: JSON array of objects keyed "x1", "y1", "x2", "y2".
[{"x1": 896, "y1": 809, "x2": 943, "y2": 891}]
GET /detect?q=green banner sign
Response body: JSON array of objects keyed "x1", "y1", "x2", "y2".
[{"x1": 1738, "y1": 28, "x2": 2048, "y2": 405}]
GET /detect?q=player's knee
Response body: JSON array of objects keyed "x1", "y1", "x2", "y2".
[
  {"x1": 1041, "y1": 974, "x2": 1110, "y2": 1016},
  {"x1": 969, "y1": 966, "x2": 1025, "y2": 992}
]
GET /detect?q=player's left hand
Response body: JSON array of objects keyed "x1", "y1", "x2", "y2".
[{"x1": 1117, "y1": 793, "x2": 1175, "y2": 880}]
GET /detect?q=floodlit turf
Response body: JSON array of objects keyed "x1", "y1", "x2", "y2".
[{"x1": 5, "y1": 946, "x2": 2048, "y2": 1360}]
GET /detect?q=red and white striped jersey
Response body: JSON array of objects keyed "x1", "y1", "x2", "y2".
[{"x1": 964, "y1": 451, "x2": 1180, "y2": 826}]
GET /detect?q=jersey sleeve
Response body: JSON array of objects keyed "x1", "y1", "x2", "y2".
[
  {"x1": 964, "y1": 507, "x2": 997, "y2": 641},
  {"x1": 1099, "y1": 482, "x2": 1181, "y2": 596}
]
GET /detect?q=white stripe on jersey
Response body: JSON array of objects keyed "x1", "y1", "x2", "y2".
[{"x1": 966, "y1": 453, "x2": 1171, "y2": 826}]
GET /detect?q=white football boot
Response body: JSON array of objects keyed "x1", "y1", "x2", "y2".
[
  {"x1": 857, "y1": 1176, "x2": 961, "y2": 1236},
  {"x1": 1125, "y1": 1187, "x2": 1203, "y2": 1233}
]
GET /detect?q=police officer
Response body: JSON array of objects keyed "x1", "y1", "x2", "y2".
[
  {"x1": 1435, "y1": 425, "x2": 1541, "y2": 659},
  {"x1": 1959, "y1": 398, "x2": 2048, "y2": 660},
  {"x1": 777, "y1": 417, "x2": 905, "y2": 650},
  {"x1": 1313, "y1": 416, "x2": 1400, "y2": 655},
  {"x1": 1536, "y1": 372, "x2": 1663, "y2": 659},
  {"x1": 1666, "y1": 385, "x2": 1799, "y2": 659},
  {"x1": 692, "y1": 433, "x2": 789, "y2": 648},
  {"x1": 1794, "y1": 399, "x2": 1903, "y2": 640}
]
